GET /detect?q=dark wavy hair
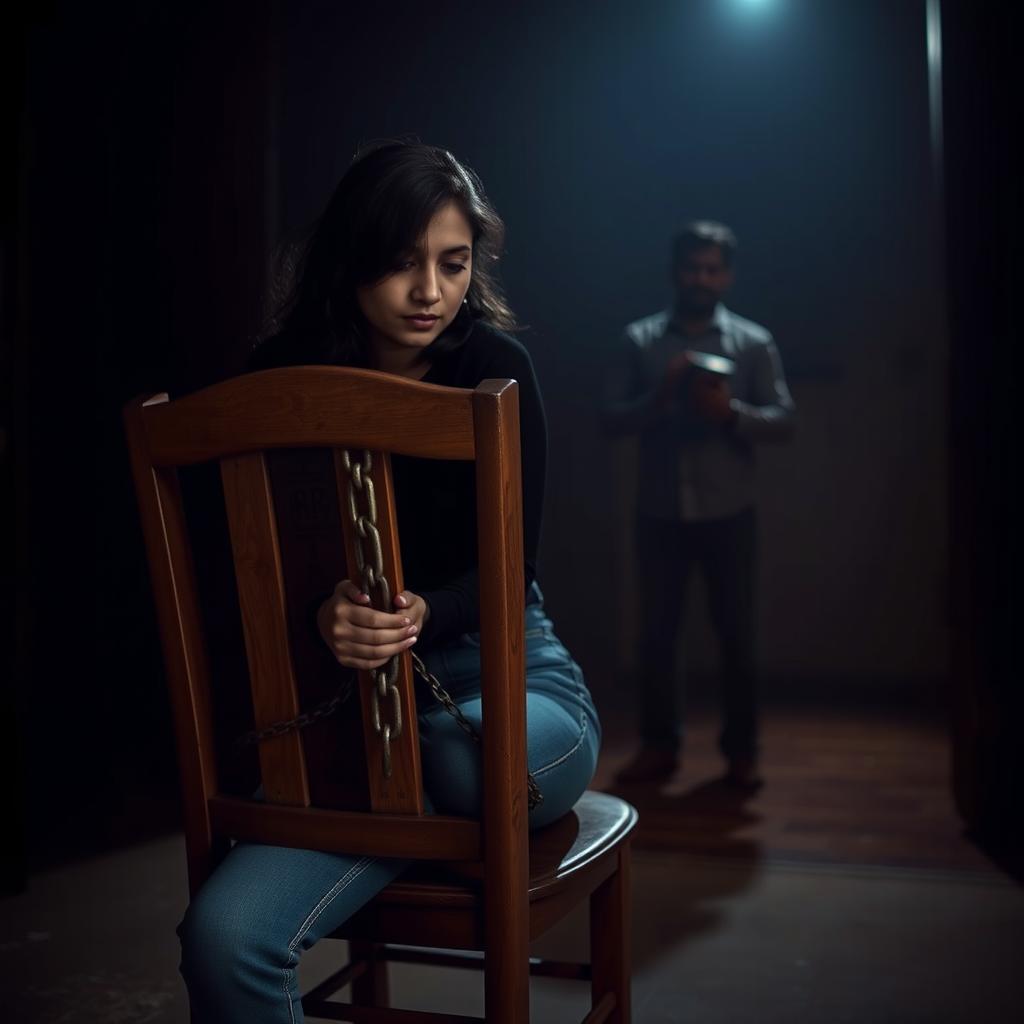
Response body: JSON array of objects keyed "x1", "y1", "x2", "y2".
[{"x1": 254, "y1": 140, "x2": 516, "y2": 367}]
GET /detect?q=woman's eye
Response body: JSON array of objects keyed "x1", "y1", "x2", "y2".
[{"x1": 442, "y1": 263, "x2": 468, "y2": 275}]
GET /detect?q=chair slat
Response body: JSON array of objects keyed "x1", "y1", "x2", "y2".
[
  {"x1": 144, "y1": 367, "x2": 476, "y2": 466},
  {"x1": 265, "y1": 448, "x2": 371, "y2": 811},
  {"x1": 334, "y1": 449, "x2": 424, "y2": 814},
  {"x1": 221, "y1": 452, "x2": 310, "y2": 807},
  {"x1": 123, "y1": 396, "x2": 225, "y2": 895},
  {"x1": 208, "y1": 797, "x2": 480, "y2": 860}
]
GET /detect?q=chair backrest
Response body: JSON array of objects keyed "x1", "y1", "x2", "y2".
[{"x1": 123, "y1": 367, "x2": 527, "y2": 901}]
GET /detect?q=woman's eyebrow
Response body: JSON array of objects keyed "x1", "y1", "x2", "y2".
[{"x1": 439, "y1": 244, "x2": 472, "y2": 257}]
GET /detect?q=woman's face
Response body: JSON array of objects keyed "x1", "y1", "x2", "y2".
[{"x1": 357, "y1": 201, "x2": 474, "y2": 370}]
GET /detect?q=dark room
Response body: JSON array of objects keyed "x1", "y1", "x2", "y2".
[{"x1": 2, "y1": 1, "x2": 1021, "y2": 1021}]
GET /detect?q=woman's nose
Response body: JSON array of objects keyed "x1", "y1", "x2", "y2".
[{"x1": 410, "y1": 268, "x2": 441, "y2": 305}]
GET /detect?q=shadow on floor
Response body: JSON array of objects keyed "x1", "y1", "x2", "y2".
[{"x1": 603, "y1": 776, "x2": 764, "y2": 973}]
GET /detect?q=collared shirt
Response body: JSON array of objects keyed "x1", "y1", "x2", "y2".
[{"x1": 604, "y1": 304, "x2": 796, "y2": 522}]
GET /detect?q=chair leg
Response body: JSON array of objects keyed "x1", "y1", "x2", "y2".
[
  {"x1": 590, "y1": 843, "x2": 632, "y2": 1024},
  {"x1": 349, "y1": 941, "x2": 390, "y2": 1007},
  {"x1": 484, "y1": 893, "x2": 531, "y2": 1023}
]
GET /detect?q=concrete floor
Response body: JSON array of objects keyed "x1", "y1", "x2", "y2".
[{"x1": 4, "y1": 832, "x2": 1023, "y2": 1023}]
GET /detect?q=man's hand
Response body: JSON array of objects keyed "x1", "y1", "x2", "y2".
[
  {"x1": 655, "y1": 352, "x2": 693, "y2": 411},
  {"x1": 689, "y1": 373, "x2": 737, "y2": 427},
  {"x1": 317, "y1": 580, "x2": 420, "y2": 670}
]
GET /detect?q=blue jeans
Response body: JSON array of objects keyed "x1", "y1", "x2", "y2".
[{"x1": 178, "y1": 596, "x2": 601, "y2": 1023}]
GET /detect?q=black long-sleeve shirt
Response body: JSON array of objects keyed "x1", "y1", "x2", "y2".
[
  {"x1": 250, "y1": 320, "x2": 547, "y2": 649},
  {"x1": 397, "y1": 322, "x2": 546, "y2": 646}
]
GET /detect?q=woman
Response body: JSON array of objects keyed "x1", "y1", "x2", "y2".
[{"x1": 177, "y1": 140, "x2": 601, "y2": 1022}]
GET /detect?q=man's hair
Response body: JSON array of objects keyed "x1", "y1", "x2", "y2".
[{"x1": 672, "y1": 220, "x2": 738, "y2": 268}]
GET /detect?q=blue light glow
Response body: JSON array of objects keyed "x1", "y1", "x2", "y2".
[{"x1": 730, "y1": 0, "x2": 776, "y2": 14}]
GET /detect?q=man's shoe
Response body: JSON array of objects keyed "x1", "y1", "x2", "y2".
[
  {"x1": 724, "y1": 755, "x2": 764, "y2": 791},
  {"x1": 614, "y1": 747, "x2": 679, "y2": 784}
]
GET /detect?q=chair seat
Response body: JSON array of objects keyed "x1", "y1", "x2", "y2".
[{"x1": 336, "y1": 791, "x2": 637, "y2": 947}]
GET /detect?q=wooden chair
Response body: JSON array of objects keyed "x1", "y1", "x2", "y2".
[{"x1": 124, "y1": 366, "x2": 638, "y2": 1024}]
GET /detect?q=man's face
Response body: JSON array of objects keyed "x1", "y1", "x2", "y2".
[{"x1": 674, "y1": 244, "x2": 733, "y2": 315}]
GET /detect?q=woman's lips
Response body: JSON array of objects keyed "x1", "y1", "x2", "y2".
[{"x1": 404, "y1": 314, "x2": 440, "y2": 330}]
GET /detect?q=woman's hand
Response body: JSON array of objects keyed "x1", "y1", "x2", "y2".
[
  {"x1": 317, "y1": 580, "x2": 420, "y2": 670},
  {"x1": 393, "y1": 590, "x2": 430, "y2": 635}
]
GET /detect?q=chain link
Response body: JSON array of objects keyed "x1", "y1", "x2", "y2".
[
  {"x1": 239, "y1": 447, "x2": 543, "y2": 810},
  {"x1": 341, "y1": 449, "x2": 403, "y2": 778},
  {"x1": 235, "y1": 677, "x2": 354, "y2": 749},
  {"x1": 412, "y1": 652, "x2": 544, "y2": 811}
]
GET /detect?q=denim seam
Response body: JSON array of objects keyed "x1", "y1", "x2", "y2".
[
  {"x1": 531, "y1": 661, "x2": 590, "y2": 779},
  {"x1": 284, "y1": 949, "x2": 298, "y2": 1024},
  {"x1": 282, "y1": 856, "x2": 373, "y2": 1022}
]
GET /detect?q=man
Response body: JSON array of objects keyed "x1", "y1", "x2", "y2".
[{"x1": 604, "y1": 221, "x2": 796, "y2": 787}]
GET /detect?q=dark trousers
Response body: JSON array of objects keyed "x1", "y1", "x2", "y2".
[{"x1": 635, "y1": 506, "x2": 758, "y2": 758}]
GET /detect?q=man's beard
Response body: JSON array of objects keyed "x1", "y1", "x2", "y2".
[{"x1": 676, "y1": 290, "x2": 718, "y2": 316}]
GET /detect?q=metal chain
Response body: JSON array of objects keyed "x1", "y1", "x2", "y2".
[
  {"x1": 411, "y1": 652, "x2": 544, "y2": 811},
  {"x1": 240, "y1": 446, "x2": 543, "y2": 809},
  {"x1": 235, "y1": 677, "x2": 354, "y2": 749},
  {"x1": 237, "y1": 650, "x2": 543, "y2": 809},
  {"x1": 341, "y1": 449, "x2": 403, "y2": 778}
]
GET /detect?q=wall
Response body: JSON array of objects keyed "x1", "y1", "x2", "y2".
[{"x1": 278, "y1": 0, "x2": 948, "y2": 697}]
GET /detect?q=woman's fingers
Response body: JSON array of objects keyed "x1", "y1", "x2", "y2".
[
  {"x1": 393, "y1": 590, "x2": 429, "y2": 630},
  {"x1": 333, "y1": 622, "x2": 417, "y2": 646},
  {"x1": 346, "y1": 605, "x2": 412, "y2": 630},
  {"x1": 327, "y1": 580, "x2": 411, "y2": 629},
  {"x1": 337, "y1": 579, "x2": 369, "y2": 603},
  {"x1": 333, "y1": 635, "x2": 417, "y2": 669},
  {"x1": 319, "y1": 580, "x2": 417, "y2": 664}
]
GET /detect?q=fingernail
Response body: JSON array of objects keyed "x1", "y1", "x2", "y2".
[
  {"x1": 402, "y1": 617, "x2": 411, "y2": 626},
  {"x1": 406, "y1": 636, "x2": 417, "y2": 645},
  {"x1": 407, "y1": 625, "x2": 418, "y2": 636}
]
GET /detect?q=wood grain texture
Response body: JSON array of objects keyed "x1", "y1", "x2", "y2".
[
  {"x1": 265, "y1": 448, "x2": 370, "y2": 812},
  {"x1": 472, "y1": 380, "x2": 529, "y2": 1024},
  {"x1": 207, "y1": 797, "x2": 481, "y2": 859},
  {"x1": 221, "y1": 452, "x2": 309, "y2": 807},
  {"x1": 590, "y1": 845, "x2": 631, "y2": 1023},
  {"x1": 595, "y1": 704, "x2": 994, "y2": 874},
  {"x1": 143, "y1": 367, "x2": 476, "y2": 465},
  {"x1": 123, "y1": 395, "x2": 225, "y2": 896}
]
